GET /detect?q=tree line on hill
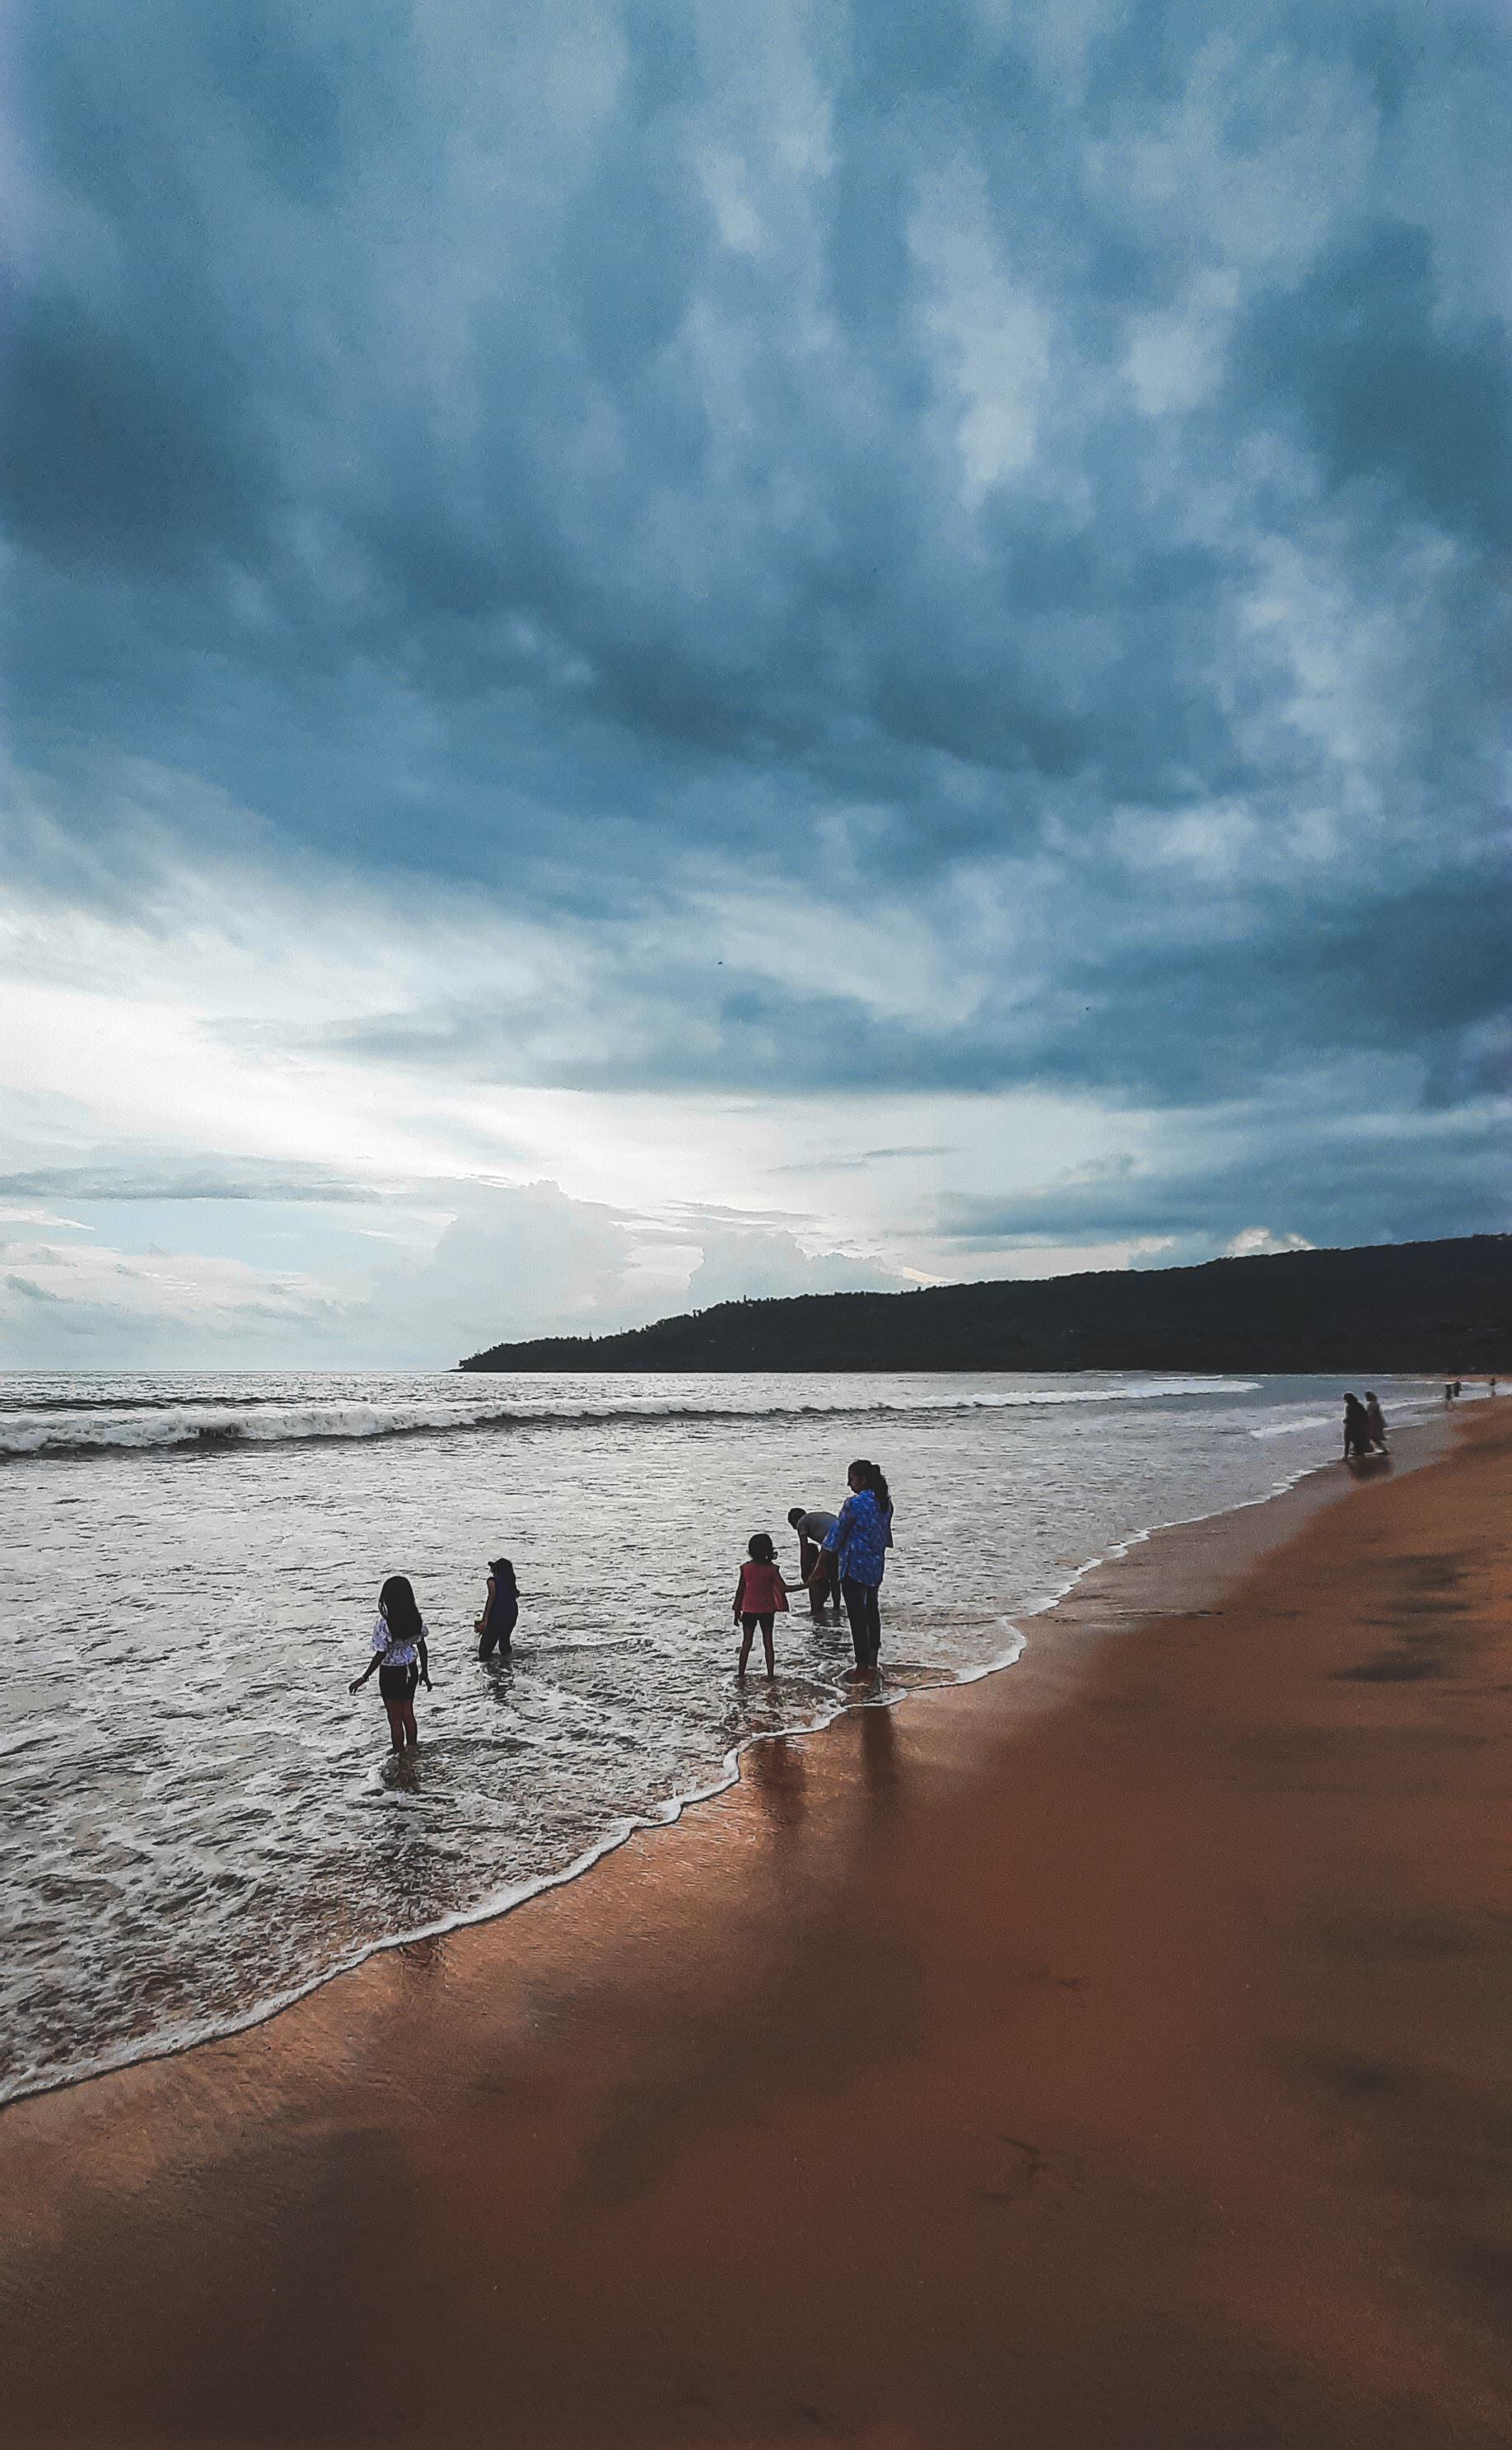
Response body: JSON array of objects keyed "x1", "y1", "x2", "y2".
[{"x1": 459, "y1": 1234, "x2": 1512, "y2": 1375}]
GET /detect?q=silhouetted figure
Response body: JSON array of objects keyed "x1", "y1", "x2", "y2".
[
  {"x1": 1342, "y1": 1395, "x2": 1374, "y2": 1460},
  {"x1": 732, "y1": 1532, "x2": 788, "y2": 1679},
  {"x1": 1363, "y1": 1392, "x2": 1388, "y2": 1451},
  {"x1": 787, "y1": 1505, "x2": 840, "y2": 1615},
  {"x1": 350, "y1": 1575, "x2": 432, "y2": 1751},
  {"x1": 1453, "y1": 1379, "x2": 1463, "y2": 1398},
  {"x1": 475, "y1": 1556, "x2": 519, "y2": 1659}
]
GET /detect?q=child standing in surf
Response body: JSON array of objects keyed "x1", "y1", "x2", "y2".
[
  {"x1": 349, "y1": 1575, "x2": 432, "y2": 1751},
  {"x1": 731, "y1": 1533, "x2": 789, "y2": 1679}
]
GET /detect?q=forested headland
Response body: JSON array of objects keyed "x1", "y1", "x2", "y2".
[{"x1": 460, "y1": 1234, "x2": 1511, "y2": 1375}]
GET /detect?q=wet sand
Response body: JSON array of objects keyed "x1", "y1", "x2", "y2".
[{"x1": 3, "y1": 1405, "x2": 1510, "y2": 2448}]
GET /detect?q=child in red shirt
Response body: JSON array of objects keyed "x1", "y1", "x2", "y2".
[{"x1": 731, "y1": 1532, "x2": 789, "y2": 1678}]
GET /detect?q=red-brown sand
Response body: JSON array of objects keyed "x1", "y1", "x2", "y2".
[{"x1": 2, "y1": 1407, "x2": 1510, "y2": 2449}]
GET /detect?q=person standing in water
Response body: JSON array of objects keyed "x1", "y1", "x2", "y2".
[
  {"x1": 349, "y1": 1575, "x2": 432, "y2": 1752},
  {"x1": 787, "y1": 1505, "x2": 840, "y2": 1616},
  {"x1": 731, "y1": 1532, "x2": 789, "y2": 1679},
  {"x1": 1342, "y1": 1395, "x2": 1373, "y2": 1460},
  {"x1": 475, "y1": 1556, "x2": 519, "y2": 1660},
  {"x1": 1363, "y1": 1392, "x2": 1388, "y2": 1452},
  {"x1": 817, "y1": 1460, "x2": 893, "y2": 1679}
]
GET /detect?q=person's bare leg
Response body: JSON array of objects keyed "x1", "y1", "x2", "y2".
[
  {"x1": 384, "y1": 1703, "x2": 405, "y2": 1753},
  {"x1": 737, "y1": 1623, "x2": 754, "y2": 1678},
  {"x1": 401, "y1": 1701, "x2": 418, "y2": 1747}
]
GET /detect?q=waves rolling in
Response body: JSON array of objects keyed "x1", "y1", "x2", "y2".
[{"x1": 0, "y1": 1372, "x2": 1259, "y2": 1462}]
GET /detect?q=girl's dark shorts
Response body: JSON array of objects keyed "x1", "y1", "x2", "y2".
[{"x1": 378, "y1": 1664, "x2": 419, "y2": 1703}]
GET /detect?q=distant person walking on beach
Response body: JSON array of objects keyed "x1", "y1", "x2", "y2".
[
  {"x1": 817, "y1": 1460, "x2": 893, "y2": 1679},
  {"x1": 732, "y1": 1533, "x2": 788, "y2": 1679},
  {"x1": 475, "y1": 1556, "x2": 519, "y2": 1660},
  {"x1": 787, "y1": 1505, "x2": 841, "y2": 1615},
  {"x1": 349, "y1": 1575, "x2": 432, "y2": 1752},
  {"x1": 1363, "y1": 1393, "x2": 1388, "y2": 1452},
  {"x1": 1342, "y1": 1395, "x2": 1374, "y2": 1461}
]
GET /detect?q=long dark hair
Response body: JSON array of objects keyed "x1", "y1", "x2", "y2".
[
  {"x1": 748, "y1": 1531, "x2": 776, "y2": 1564},
  {"x1": 848, "y1": 1458, "x2": 892, "y2": 1516},
  {"x1": 379, "y1": 1575, "x2": 423, "y2": 1645}
]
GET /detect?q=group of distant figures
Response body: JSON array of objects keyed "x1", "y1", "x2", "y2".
[
  {"x1": 1441, "y1": 1378, "x2": 1496, "y2": 1402},
  {"x1": 1344, "y1": 1376, "x2": 1498, "y2": 1467},
  {"x1": 350, "y1": 1458, "x2": 895, "y2": 1754}
]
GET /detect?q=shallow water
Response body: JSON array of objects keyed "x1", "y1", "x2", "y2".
[{"x1": 1, "y1": 1367, "x2": 1448, "y2": 2102}]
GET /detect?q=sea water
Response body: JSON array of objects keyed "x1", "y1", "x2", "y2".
[{"x1": 1, "y1": 1367, "x2": 1452, "y2": 2103}]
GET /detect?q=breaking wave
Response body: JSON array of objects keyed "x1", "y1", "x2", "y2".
[{"x1": 0, "y1": 1377, "x2": 1260, "y2": 1463}]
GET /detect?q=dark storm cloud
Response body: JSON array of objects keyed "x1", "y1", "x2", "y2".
[
  {"x1": 4, "y1": 0, "x2": 1508, "y2": 1236},
  {"x1": 939, "y1": 1096, "x2": 1510, "y2": 1256},
  {"x1": 301, "y1": 847, "x2": 1507, "y2": 1109},
  {"x1": 0, "y1": 281, "x2": 271, "y2": 569},
  {"x1": 1236, "y1": 217, "x2": 1512, "y2": 552}
]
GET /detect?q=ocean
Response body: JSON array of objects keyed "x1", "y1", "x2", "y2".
[{"x1": 2, "y1": 1366, "x2": 1453, "y2": 2105}]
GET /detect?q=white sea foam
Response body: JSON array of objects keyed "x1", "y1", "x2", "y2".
[{"x1": 0, "y1": 1373, "x2": 1261, "y2": 1461}]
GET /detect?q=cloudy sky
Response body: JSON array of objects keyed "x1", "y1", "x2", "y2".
[{"x1": 2, "y1": 0, "x2": 1508, "y2": 1367}]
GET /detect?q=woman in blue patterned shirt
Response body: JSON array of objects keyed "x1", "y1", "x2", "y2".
[{"x1": 816, "y1": 1460, "x2": 894, "y2": 1678}]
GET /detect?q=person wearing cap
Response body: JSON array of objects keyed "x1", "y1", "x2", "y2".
[{"x1": 475, "y1": 1556, "x2": 519, "y2": 1660}]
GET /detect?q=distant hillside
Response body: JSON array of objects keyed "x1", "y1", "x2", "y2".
[{"x1": 460, "y1": 1234, "x2": 1512, "y2": 1374}]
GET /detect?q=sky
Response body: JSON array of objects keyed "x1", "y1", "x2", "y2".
[{"x1": 2, "y1": 0, "x2": 1508, "y2": 1368}]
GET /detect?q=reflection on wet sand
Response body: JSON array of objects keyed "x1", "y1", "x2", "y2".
[
  {"x1": 740, "y1": 1733, "x2": 808, "y2": 1841},
  {"x1": 857, "y1": 1694, "x2": 901, "y2": 1811}
]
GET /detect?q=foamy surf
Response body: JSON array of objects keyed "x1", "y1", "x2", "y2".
[{"x1": 0, "y1": 1373, "x2": 1261, "y2": 1462}]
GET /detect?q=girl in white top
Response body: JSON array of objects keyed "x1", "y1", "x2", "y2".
[{"x1": 348, "y1": 1575, "x2": 432, "y2": 1752}]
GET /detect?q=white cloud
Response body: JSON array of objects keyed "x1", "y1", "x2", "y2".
[
  {"x1": 1123, "y1": 271, "x2": 1240, "y2": 418},
  {"x1": 1224, "y1": 1226, "x2": 1317, "y2": 1258},
  {"x1": 679, "y1": 1218, "x2": 899, "y2": 1309},
  {"x1": 912, "y1": 165, "x2": 1052, "y2": 505},
  {"x1": 0, "y1": 1231, "x2": 351, "y2": 1363},
  {"x1": 0, "y1": 1175, "x2": 911, "y2": 1368}
]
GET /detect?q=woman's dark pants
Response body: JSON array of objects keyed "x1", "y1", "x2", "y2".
[{"x1": 841, "y1": 1575, "x2": 881, "y2": 1668}]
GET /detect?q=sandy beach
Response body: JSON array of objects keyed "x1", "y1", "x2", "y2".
[{"x1": 3, "y1": 1402, "x2": 1510, "y2": 2449}]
